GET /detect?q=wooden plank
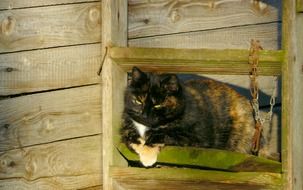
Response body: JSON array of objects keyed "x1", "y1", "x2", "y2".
[
  {"x1": 0, "y1": 2, "x2": 101, "y2": 53},
  {"x1": 128, "y1": 0, "x2": 281, "y2": 39},
  {"x1": 129, "y1": 22, "x2": 281, "y2": 50},
  {"x1": 0, "y1": 85, "x2": 101, "y2": 152},
  {"x1": 101, "y1": 1, "x2": 128, "y2": 189},
  {"x1": 0, "y1": 174, "x2": 102, "y2": 190},
  {"x1": 297, "y1": 0, "x2": 303, "y2": 12},
  {"x1": 110, "y1": 47, "x2": 283, "y2": 75},
  {"x1": 293, "y1": 13, "x2": 303, "y2": 190},
  {"x1": 110, "y1": 167, "x2": 282, "y2": 190},
  {"x1": 0, "y1": 44, "x2": 101, "y2": 96},
  {"x1": 281, "y1": 0, "x2": 296, "y2": 189},
  {"x1": 0, "y1": 0, "x2": 98, "y2": 10},
  {"x1": 0, "y1": 135, "x2": 102, "y2": 183},
  {"x1": 114, "y1": 178, "x2": 272, "y2": 190},
  {"x1": 117, "y1": 143, "x2": 281, "y2": 173}
]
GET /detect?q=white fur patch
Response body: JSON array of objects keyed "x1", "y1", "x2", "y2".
[{"x1": 132, "y1": 120, "x2": 149, "y2": 138}]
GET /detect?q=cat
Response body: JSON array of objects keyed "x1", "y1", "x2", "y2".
[{"x1": 120, "y1": 67, "x2": 261, "y2": 167}]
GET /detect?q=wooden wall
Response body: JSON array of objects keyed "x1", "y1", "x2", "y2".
[
  {"x1": 0, "y1": 0, "x2": 285, "y2": 189},
  {"x1": 0, "y1": 1, "x2": 103, "y2": 189}
]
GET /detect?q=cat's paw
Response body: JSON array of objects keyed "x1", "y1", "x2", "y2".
[{"x1": 130, "y1": 139, "x2": 164, "y2": 167}]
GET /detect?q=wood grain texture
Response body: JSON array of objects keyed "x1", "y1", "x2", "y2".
[
  {"x1": 0, "y1": 135, "x2": 102, "y2": 189},
  {"x1": 111, "y1": 167, "x2": 282, "y2": 190},
  {"x1": 281, "y1": 1, "x2": 296, "y2": 189},
  {"x1": 0, "y1": 44, "x2": 101, "y2": 96},
  {"x1": 0, "y1": 2, "x2": 101, "y2": 53},
  {"x1": 0, "y1": 174, "x2": 102, "y2": 190},
  {"x1": 114, "y1": 179, "x2": 270, "y2": 190},
  {"x1": 0, "y1": 0, "x2": 98, "y2": 10},
  {"x1": 117, "y1": 143, "x2": 281, "y2": 173},
  {"x1": 110, "y1": 47, "x2": 282, "y2": 75},
  {"x1": 0, "y1": 85, "x2": 101, "y2": 152},
  {"x1": 128, "y1": 0, "x2": 281, "y2": 39},
  {"x1": 101, "y1": 1, "x2": 128, "y2": 189},
  {"x1": 292, "y1": 13, "x2": 303, "y2": 190},
  {"x1": 129, "y1": 22, "x2": 281, "y2": 50}
]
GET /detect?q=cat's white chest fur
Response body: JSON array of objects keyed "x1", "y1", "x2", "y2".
[{"x1": 132, "y1": 120, "x2": 149, "y2": 138}]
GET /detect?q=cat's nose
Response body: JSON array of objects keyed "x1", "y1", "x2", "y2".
[{"x1": 142, "y1": 112, "x2": 148, "y2": 119}]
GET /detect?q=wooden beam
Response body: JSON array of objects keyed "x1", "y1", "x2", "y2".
[
  {"x1": 282, "y1": 0, "x2": 296, "y2": 189},
  {"x1": 117, "y1": 143, "x2": 281, "y2": 173},
  {"x1": 292, "y1": 13, "x2": 303, "y2": 190},
  {"x1": 110, "y1": 47, "x2": 283, "y2": 75},
  {"x1": 110, "y1": 167, "x2": 282, "y2": 190},
  {"x1": 101, "y1": 1, "x2": 128, "y2": 190}
]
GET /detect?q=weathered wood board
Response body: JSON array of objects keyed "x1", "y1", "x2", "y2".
[
  {"x1": 128, "y1": 0, "x2": 281, "y2": 39},
  {"x1": 0, "y1": 44, "x2": 101, "y2": 96},
  {"x1": 0, "y1": 85, "x2": 101, "y2": 152},
  {"x1": 0, "y1": 0, "x2": 98, "y2": 10},
  {"x1": 0, "y1": 174, "x2": 102, "y2": 190},
  {"x1": 110, "y1": 47, "x2": 282, "y2": 75},
  {"x1": 117, "y1": 143, "x2": 281, "y2": 173},
  {"x1": 111, "y1": 167, "x2": 282, "y2": 190},
  {"x1": 0, "y1": 135, "x2": 102, "y2": 189},
  {"x1": 113, "y1": 178, "x2": 273, "y2": 190},
  {"x1": 0, "y1": 2, "x2": 101, "y2": 53},
  {"x1": 292, "y1": 13, "x2": 303, "y2": 190},
  {"x1": 129, "y1": 23, "x2": 281, "y2": 50}
]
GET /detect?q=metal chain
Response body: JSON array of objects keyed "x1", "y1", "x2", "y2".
[
  {"x1": 249, "y1": 39, "x2": 264, "y2": 154},
  {"x1": 248, "y1": 40, "x2": 278, "y2": 154}
]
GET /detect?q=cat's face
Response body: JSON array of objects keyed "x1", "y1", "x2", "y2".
[{"x1": 124, "y1": 67, "x2": 185, "y2": 128}]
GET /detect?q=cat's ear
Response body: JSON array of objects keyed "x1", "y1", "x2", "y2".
[
  {"x1": 162, "y1": 75, "x2": 180, "y2": 93},
  {"x1": 131, "y1": 67, "x2": 147, "y2": 84}
]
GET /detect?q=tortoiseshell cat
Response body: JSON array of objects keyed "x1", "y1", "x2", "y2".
[{"x1": 121, "y1": 67, "x2": 258, "y2": 167}]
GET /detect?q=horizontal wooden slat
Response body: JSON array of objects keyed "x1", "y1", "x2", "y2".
[
  {"x1": 129, "y1": 22, "x2": 281, "y2": 50},
  {"x1": 117, "y1": 143, "x2": 281, "y2": 173},
  {"x1": 110, "y1": 167, "x2": 282, "y2": 190},
  {"x1": 0, "y1": 174, "x2": 102, "y2": 190},
  {"x1": 114, "y1": 178, "x2": 271, "y2": 190},
  {"x1": 0, "y1": 2, "x2": 101, "y2": 53},
  {"x1": 0, "y1": 85, "x2": 101, "y2": 152},
  {"x1": 128, "y1": 0, "x2": 281, "y2": 39},
  {"x1": 0, "y1": 0, "x2": 98, "y2": 10},
  {"x1": 0, "y1": 44, "x2": 101, "y2": 96},
  {"x1": 0, "y1": 135, "x2": 102, "y2": 189},
  {"x1": 110, "y1": 47, "x2": 283, "y2": 75}
]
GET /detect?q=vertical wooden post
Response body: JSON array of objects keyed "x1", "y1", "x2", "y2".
[
  {"x1": 293, "y1": 12, "x2": 303, "y2": 190},
  {"x1": 101, "y1": 1, "x2": 128, "y2": 190},
  {"x1": 282, "y1": 1, "x2": 295, "y2": 189}
]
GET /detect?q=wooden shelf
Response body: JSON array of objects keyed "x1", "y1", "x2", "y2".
[
  {"x1": 109, "y1": 47, "x2": 283, "y2": 75},
  {"x1": 110, "y1": 166, "x2": 282, "y2": 190},
  {"x1": 117, "y1": 143, "x2": 281, "y2": 173}
]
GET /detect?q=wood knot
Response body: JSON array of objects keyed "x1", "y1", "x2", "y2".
[
  {"x1": 170, "y1": 9, "x2": 180, "y2": 23},
  {"x1": 88, "y1": 7, "x2": 101, "y2": 24},
  {"x1": 252, "y1": 0, "x2": 268, "y2": 14},
  {"x1": 1, "y1": 16, "x2": 16, "y2": 36}
]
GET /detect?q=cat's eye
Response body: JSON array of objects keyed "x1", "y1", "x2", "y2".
[
  {"x1": 153, "y1": 104, "x2": 162, "y2": 109},
  {"x1": 133, "y1": 99, "x2": 142, "y2": 105}
]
